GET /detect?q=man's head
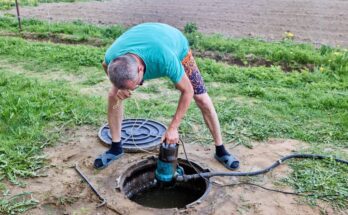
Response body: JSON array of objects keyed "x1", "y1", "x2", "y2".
[{"x1": 107, "y1": 54, "x2": 144, "y2": 90}]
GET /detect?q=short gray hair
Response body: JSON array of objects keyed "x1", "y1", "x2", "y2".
[{"x1": 108, "y1": 54, "x2": 138, "y2": 89}]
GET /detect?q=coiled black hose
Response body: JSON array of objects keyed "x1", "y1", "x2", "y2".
[{"x1": 176, "y1": 154, "x2": 348, "y2": 182}]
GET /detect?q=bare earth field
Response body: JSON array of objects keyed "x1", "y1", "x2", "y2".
[{"x1": 7, "y1": 0, "x2": 348, "y2": 47}]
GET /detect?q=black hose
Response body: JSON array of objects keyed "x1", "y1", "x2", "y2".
[{"x1": 176, "y1": 154, "x2": 348, "y2": 182}]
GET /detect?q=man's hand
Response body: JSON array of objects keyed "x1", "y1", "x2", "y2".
[
  {"x1": 116, "y1": 90, "x2": 132, "y2": 100},
  {"x1": 162, "y1": 127, "x2": 179, "y2": 144}
]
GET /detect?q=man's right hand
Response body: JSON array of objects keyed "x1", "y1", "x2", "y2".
[{"x1": 116, "y1": 89, "x2": 132, "y2": 100}]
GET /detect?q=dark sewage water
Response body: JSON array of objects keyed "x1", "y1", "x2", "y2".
[{"x1": 130, "y1": 184, "x2": 202, "y2": 209}]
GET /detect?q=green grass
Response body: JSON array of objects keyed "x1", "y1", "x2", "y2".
[
  {"x1": 0, "y1": 69, "x2": 106, "y2": 213},
  {"x1": 197, "y1": 60, "x2": 348, "y2": 146},
  {"x1": 0, "y1": 192, "x2": 39, "y2": 214},
  {"x1": 186, "y1": 31, "x2": 348, "y2": 75},
  {"x1": 0, "y1": 36, "x2": 346, "y2": 147},
  {"x1": 0, "y1": 18, "x2": 347, "y2": 212},
  {"x1": 285, "y1": 157, "x2": 348, "y2": 208},
  {"x1": 0, "y1": 16, "x2": 125, "y2": 46},
  {"x1": 0, "y1": 36, "x2": 105, "y2": 71},
  {"x1": 0, "y1": 71, "x2": 105, "y2": 183},
  {"x1": 0, "y1": 0, "x2": 83, "y2": 10}
]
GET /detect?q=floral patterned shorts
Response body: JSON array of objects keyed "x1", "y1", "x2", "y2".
[{"x1": 181, "y1": 50, "x2": 207, "y2": 95}]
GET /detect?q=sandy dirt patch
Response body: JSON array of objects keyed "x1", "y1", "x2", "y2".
[
  {"x1": 6, "y1": 0, "x2": 348, "y2": 47},
  {"x1": 4, "y1": 125, "x2": 341, "y2": 214}
]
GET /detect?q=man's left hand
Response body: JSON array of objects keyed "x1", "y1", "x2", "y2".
[{"x1": 162, "y1": 127, "x2": 179, "y2": 144}]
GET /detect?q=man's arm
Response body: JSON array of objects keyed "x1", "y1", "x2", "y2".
[{"x1": 164, "y1": 73, "x2": 194, "y2": 144}]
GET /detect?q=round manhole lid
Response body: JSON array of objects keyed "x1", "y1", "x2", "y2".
[{"x1": 98, "y1": 119, "x2": 167, "y2": 152}]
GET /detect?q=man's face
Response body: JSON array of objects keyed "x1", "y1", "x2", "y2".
[{"x1": 122, "y1": 70, "x2": 144, "y2": 91}]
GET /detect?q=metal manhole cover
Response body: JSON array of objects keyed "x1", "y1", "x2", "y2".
[{"x1": 98, "y1": 119, "x2": 167, "y2": 152}]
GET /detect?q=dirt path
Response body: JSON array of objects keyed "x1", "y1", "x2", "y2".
[
  {"x1": 6, "y1": 0, "x2": 348, "y2": 47},
  {"x1": 5, "y1": 126, "x2": 341, "y2": 215}
]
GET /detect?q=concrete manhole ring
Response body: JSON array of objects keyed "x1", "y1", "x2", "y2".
[{"x1": 117, "y1": 157, "x2": 211, "y2": 209}]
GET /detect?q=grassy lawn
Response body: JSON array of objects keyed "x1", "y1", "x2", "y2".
[{"x1": 0, "y1": 17, "x2": 347, "y2": 213}]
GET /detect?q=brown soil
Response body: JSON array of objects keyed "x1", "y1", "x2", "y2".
[
  {"x1": 5, "y1": 126, "x2": 342, "y2": 215},
  {"x1": 6, "y1": 0, "x2": 348, "y2": 47}
]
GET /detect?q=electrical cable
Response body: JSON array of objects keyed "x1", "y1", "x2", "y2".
[
  {"x1": 177, "y1": 153, "x2": 348, "y2": 181},
  {"x1": 178, "y1": 138, "x2": 348, "y2": 198},
  {"x1": 179, "y1": 138, "x2": 210, "y2": 184},
  {"x1": 212, "y1": 181, "x2": 348, "y2": 199},
  {"x1": 113, "y1": 96, "x2": 157, "y2": 154}
]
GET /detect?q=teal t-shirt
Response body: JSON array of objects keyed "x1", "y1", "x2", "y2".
[{"x1": 104, "y1": 23, "x2": 189, "y2": 84}]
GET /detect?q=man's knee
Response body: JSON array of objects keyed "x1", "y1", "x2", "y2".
[{"x1": 194, "y1": 93, "x2": 212, "y2": 111}]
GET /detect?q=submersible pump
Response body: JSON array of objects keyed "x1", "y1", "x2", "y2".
[{"x1": 155, "y1": 143, "x2": 184, "y2": 183}]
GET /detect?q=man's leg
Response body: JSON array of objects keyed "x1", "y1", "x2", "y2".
[
  {"x1": 194, "y1": 93, "x2": 239, "y2": 169},
  {"x1": 94, "y1": 86, "x2": 124, "y2": 169},
  {"x1": 193, "y1": 93, "x2": 222, "y2": 146},
  {"x1": 181, "y1": 50, "x2": 239, "y2": 170}
]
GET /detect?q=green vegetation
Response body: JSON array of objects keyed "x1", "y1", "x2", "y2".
[
  {"x1": 0, "y1": 192, "x2": 38, "y2": 214},
  {"x1": 0, "y1": 69, "x2": 105, "y2": 213},
  {"x1": 187, "y1": 33, "x2": 347, "y2": 75},
  {"x1": 285, "y1": 157, "x2": 348, "y2": 208},
  {"x1": 0, "y1": 17, "x2": 347, "y2": 212},
  {"x1": 0, "y1": 36, "x2": 105, "y2": 70},
  {"x1": 184, "y1": 22, "x2": 198, "y2": 34},
  {"x1": 0, "y1": 16, "x2": 125, "y2": 45},
  {"x1": 0, "y1": 70, "x2": 105, "y2": 183},
  {"x1": 0, "y1": 0, "x2": 82, "y2": 10},
  {"x1": 1, "y1": 16, "x2": 346, "y2": 74},
  {"x1": 197, "y1": 60, "x2": 348, "y2": 146}
]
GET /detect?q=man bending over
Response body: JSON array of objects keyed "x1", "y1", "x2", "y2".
[{"x1": 94, "y1": 23, "x2": 239, "y2": 170}]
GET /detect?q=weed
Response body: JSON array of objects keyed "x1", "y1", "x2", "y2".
[
  {"x1": 0, "y1": 192, "x2": 39, "y2": 214},
  {"x1": 184, "y1": 22, "x2": 198, "y2": 34}
]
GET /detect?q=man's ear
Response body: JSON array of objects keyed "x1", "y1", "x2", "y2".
[{"x1": 138, "y1": 65, "x2": 143, "y2": 74}]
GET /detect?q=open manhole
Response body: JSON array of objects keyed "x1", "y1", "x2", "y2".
[
  {"x1": 118, "y1": 157, "x2": 210, "y2": 209},
  {"x1": 98, "y1": 119, "x2": 166, "y2": 152}
]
